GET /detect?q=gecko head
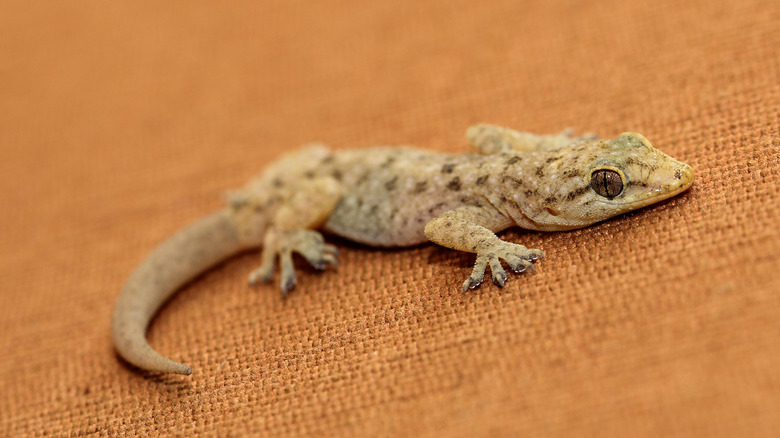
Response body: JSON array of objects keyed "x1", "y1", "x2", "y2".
[{"x1": 533, "y1": 132, "x2": 694, "y2": 229}]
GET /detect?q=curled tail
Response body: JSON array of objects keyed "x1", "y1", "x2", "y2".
[{"x1": 111, "y1": 210, "x2": 245, "y2": 375}]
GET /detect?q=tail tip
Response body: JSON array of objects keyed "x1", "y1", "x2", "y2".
[{"x1": 172, "y1": 363, "x2": 193, "y2": 375}]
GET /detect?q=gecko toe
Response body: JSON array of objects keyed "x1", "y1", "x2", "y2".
[
  {"x1": 488, "y1": 257, "x2": 507, "y2": 287},
  {"x1": 290, "y1": 231, "x2": 340, "y2": 272},
  {"x1": 508, "y1": 258, "x2": 532, "y2": 273},
  {"x1": 461, "y1": 276, "x2": 483, "y2": 292},
  {"x1": 492, "y1": 270, "x2": 507, "y2": 287},
  {"x1": 321, "y1": 253, "x2": 338, "y2": 267},
  {"x1": 323, "y1": 244, "x2": 339, "y2": 256},
  {"x1": 248, "y1": 265, "x2": 274, "y2": 286},
  {"x1": 278, "y1": 249, "x2": 297, "y2": 295},
  {"x1": 280, "y1": 276, "x2": 297, "y2": 296},
  {"x1": 527, "y1": 249, "x2": 545, "y2": 262},
  {"x1": 504, "y1": 253, "x2": 531, "y2": 273},
  {"x1": 462, "y1": 256, "x2": 489, "y2": 292},
  {"x1": 307, "y1": 252, "x2": 338, "y2": 270}
]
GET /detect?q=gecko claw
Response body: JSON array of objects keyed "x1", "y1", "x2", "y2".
[
  {"x1": 305, "y1": 251, "x2": 339, "y2": 270},
  {"x1": 461, "y1": 276, "x2": 483, "y2": 292},
  {"x1": 489, "y1": 257, "x2": 507, "y2": 287},
  {"x1": 508, "y1": 261, "x2": 528, "y2": 273},
  {"x1": 492, "y1": 270, "x2": 507, "y2": 287},
  {"x1": 527, "y1": 249, "x2": 545, "y2": 262},
  {"x1": 248, "y1": 265, "x2": 274, "y2": 286},
  {"x1": 280, "y1": 277, "x2": 297, "y2": 296},
  {"x1": 323, "y1": 244, "x2": 339, "y2": 256}
]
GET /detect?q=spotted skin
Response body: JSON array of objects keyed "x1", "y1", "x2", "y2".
[{"x1": 112, "y1": 124, "x2": 694, "y2": 374}]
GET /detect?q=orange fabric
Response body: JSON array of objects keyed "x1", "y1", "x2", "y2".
[{"x1": 1, "y1": 0, "x2": 778, "y2": 436}]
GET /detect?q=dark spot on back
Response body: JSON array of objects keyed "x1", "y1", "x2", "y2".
[
  {"x1": 447, "y1": 177, "x2": 461, "y2": 191},
  {"x1": 413, "y1": 181, "x2": 428, "y2": 193},
  {"x1": 475, "y1": 174, "x2": 489, "y2": 185},
  {"x1": 535, "y1": 166, "x2": 545, "y2": 177},
  {"x1": 441, "y1": 163, "x2": 456, "y2": 174},
  {"x1": 503, "y1": 175, "x2": 523, "y2": 186},
  {"x1": 331, "y1": 169, "x2": 343, "y2": 181},
  {"x1": 544, "y1": 196, "x2": 557, "y2": 204},
  {"x1": 505, "y1": 156, "x2": 522, "y2": 165},
  {"x1": 321, "y1": 155, "x2": 335, "y2": 164},
  {"x1": 384, "y1": 176, "x2": 398, "y2": 191},
  {"x1": 356, "y1": 172, "x2": 370, "y2": 185},
  {"x1": 381, "y1": 156, "x2": 397, "y2": 168},
  {"x1": 546, "y1": 155, "x2": 561, "y2": 163},
  {"x1": 303, "y1": 170, "x2": 315, "y2": 179},
  {"x1": 272, "y1": 178, "x2": 284, "y2": 188}
]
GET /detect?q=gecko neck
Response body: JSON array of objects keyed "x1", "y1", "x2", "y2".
[{"x1": 477, "y1": 151, "x2": 589, "y2": 232}]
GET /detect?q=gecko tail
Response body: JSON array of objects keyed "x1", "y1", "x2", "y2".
[{"x1": 111, "y1": 210, "x2": 245, "y2": 375}]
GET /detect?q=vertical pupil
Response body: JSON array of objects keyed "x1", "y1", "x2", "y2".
[{"x1": 591, "y1": 169, "x2": 623, "y2": 198}]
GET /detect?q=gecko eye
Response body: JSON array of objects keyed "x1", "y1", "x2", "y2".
[{"x1": 590, "y1": 169, "x2": 624, "y2": 199}]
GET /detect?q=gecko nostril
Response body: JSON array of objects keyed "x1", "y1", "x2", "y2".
[
  {"x1": 672, "y1": 165, "x2": 695, "y2": 192},
  {"x1": 674, "y1": 165, "x2": 693, "y2": 180}
]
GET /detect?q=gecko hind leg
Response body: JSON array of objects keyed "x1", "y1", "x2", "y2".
[
  {"x1": 246, "y1": 176, "x2": 342, "y2": 295},
  {"x1": 248, "y1": 229, "x2": 339, "y2": 294}
]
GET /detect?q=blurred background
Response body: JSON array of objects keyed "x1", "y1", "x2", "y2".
[{"x1": 1, "y1": 0, "x2": 778, "y2": 436}]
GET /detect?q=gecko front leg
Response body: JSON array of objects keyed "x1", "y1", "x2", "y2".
[
  {"x1": 248, "y1": 177, "x2": 342, "y2": 295},
  {"x1": 424, "y1": 206, "x2": 544, "y2": 292}
]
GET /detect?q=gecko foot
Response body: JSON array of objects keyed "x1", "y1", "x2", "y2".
[
  {"x1": 248, "y1": 229, "x2": 339, "y2": 295},
  {"x1": 461, "y1": 242, "x2": 544, "y2": 292}
]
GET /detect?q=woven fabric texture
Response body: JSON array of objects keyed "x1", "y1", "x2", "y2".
[{"x1": 1, "y1": 0, "x2": 778, "y2": 436}]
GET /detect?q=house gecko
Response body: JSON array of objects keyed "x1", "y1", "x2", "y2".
[{"x1": 111, "y1": 124, "x2": 694, "y2": 375}]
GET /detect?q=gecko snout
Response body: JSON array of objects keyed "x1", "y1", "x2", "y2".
[{"x1": 673, "y1": 164, "x2": 695, "y2": 192}]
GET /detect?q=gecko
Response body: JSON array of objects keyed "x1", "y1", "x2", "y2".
[{"x1": 111, "y1": 124, "x2": 694, "y2": 375}]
